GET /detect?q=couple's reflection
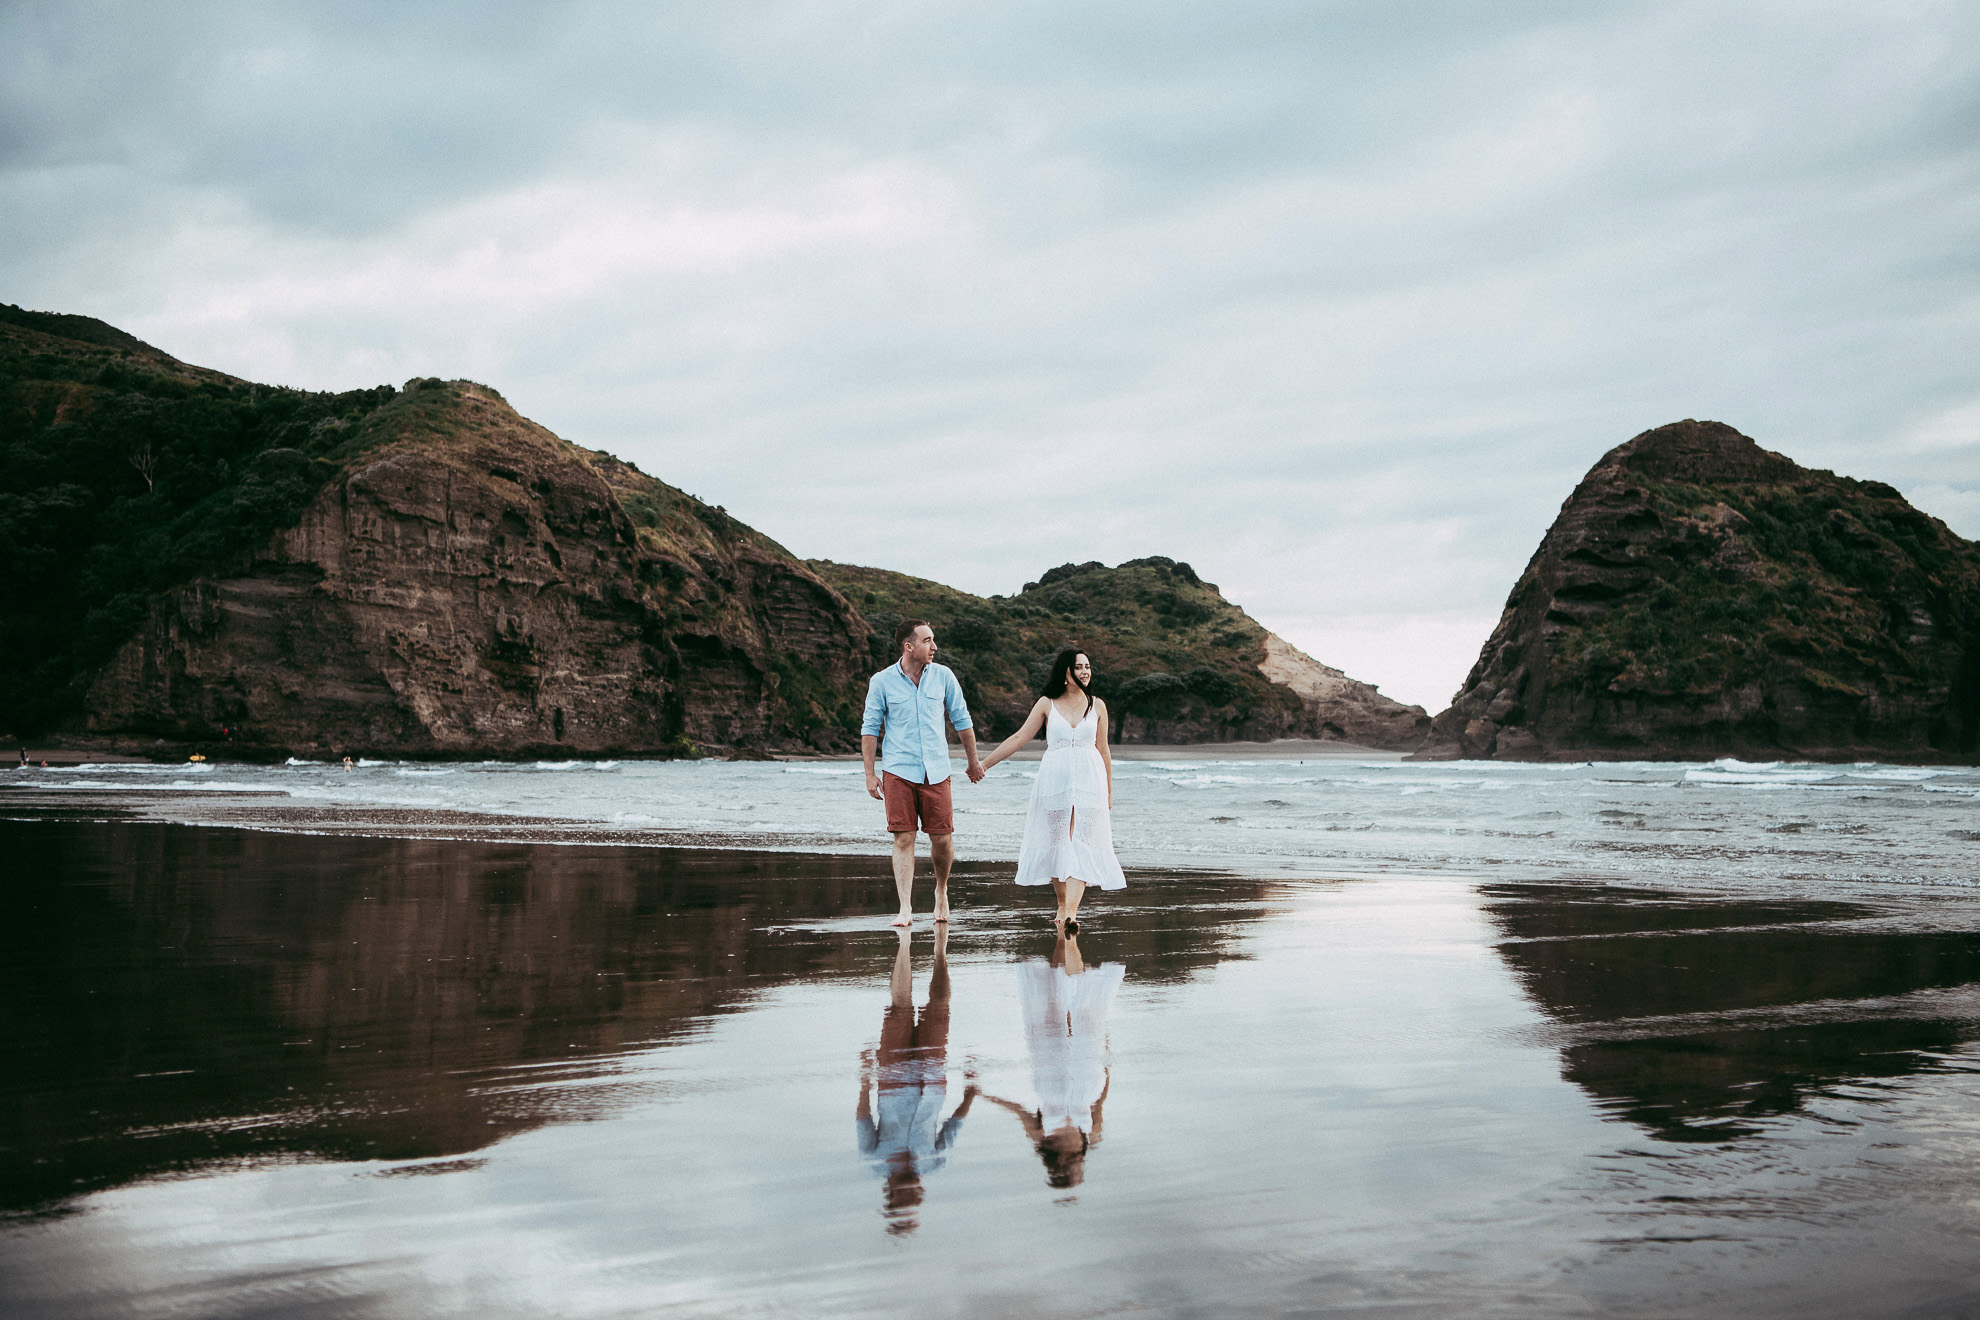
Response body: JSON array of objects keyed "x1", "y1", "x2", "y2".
[
  {"x1": 982, "y1": 931, "x2": 1124, "y2": 1190},
  {"x1": 857, "y1": 926, "x2": 977, "y2": 1236},
  {"x1": 857, "y1": 928, "x2": 1122, "y2": 1232}
]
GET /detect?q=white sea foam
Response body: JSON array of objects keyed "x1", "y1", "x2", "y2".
[{"x1": 50, "y1": 762, "x2": 209, "y2": 774}]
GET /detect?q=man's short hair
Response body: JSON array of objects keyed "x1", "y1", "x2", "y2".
[{"x1": 896, "y1": 617, "x2": 930, "y2": 651}]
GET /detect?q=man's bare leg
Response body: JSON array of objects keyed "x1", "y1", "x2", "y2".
[
  {"x1": 890, "y1": 831, "x2": 917, "y2": 926},
  {"x1": 889, "y1": 925, "x2": 914, "y2": 1007},
  {"x1": 930, "y1": 833, "x2": 955, "y2": 923}
]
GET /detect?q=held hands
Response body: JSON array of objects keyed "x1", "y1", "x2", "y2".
[{"x1": 966, "y1": 759, "x2": 986, "y2": 784}]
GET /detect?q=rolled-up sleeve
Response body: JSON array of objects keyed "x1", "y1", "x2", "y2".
[
  {"x1": 861, "y1": 674, "x2": 887, "y2": 737},
  {"x1": 944, "y1": 669, "x2": 972, "y2": 731}
]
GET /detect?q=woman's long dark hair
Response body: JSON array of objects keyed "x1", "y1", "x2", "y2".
[{"x1": 1041, "y1": 648, "x2": 1090, "y2": 699}]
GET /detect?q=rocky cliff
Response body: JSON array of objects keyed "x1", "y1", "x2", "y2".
[
  {"x1": 3, "y1": 305, "x2": 1419, "y2": 757},
  {"x1": 1417, "y1": 420, "x2": 1980, "y2": 761},
  {"x1": 82, "y1": 381, "x2": 870, "y2": 757},
  {"x1": 810, "y1": 556, "x2": 1429, "y2": 749},
  {"x1": 1, "y1": 306, "x2": 869, "y2": 756}
]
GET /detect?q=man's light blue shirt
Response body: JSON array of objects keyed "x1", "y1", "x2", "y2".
[{"x1": 862, "y1": 661, "x2": 972, "y2": 784}]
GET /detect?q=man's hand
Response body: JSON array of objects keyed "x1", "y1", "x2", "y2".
[
  {"x1": 866, "y1": 770, "x2": 883, "y2": 800},
  {"x1": 966, "y1": 759, "x2": 985, "y2": 784}
]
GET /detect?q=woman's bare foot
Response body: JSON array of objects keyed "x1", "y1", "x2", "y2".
[{"x1": 890, "y1": 912, "x2": 913, "y2": 928}]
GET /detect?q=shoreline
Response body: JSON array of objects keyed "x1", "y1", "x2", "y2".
[
  {"x1": 0, "y1": 737, "x2": 1407, "y2": 768},
  {"x1": 0, "y1": 791, "x2": 1377, "y2": 884}
]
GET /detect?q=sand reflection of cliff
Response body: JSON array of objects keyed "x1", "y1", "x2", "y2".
[
  {"x1": 4, "y1": 820, "x2": 887, "y2": 1215},
  {"x1": 4, "y1": 820, "x2": 1277, "y2": 1218},
  {"x1": 1485, "y1": 884, "x2": 1980, "y2": 1142}
]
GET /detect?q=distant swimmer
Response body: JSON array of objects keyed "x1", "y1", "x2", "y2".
[{"x1": 342, "y1": 756, "x2": 355, "y2": 770}]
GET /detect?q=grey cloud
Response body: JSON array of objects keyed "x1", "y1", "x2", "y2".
[{"x1": 4, "y1": 1, "x2": 1979, "y2": 707}]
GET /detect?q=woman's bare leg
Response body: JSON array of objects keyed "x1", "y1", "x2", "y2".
[
  {"x1": 1050, "y1": 878, "x2": 1068, "y2": 925},
  {"x1": 1062, "y1": 877, "x2": 1088, "y2": 922},
  {"x1": 1060, "y1": 808, "x2": 1089, "y2": 924}
]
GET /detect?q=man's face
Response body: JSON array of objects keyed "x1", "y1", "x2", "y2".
[{"x1": 903, "y1": 626, "x2": 937, "y2": 666}]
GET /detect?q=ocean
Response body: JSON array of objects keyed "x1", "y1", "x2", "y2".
[{"x1": 11, "y1": 750, "x2": 1980, "y2": 897}]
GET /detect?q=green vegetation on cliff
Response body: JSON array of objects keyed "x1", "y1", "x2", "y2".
[
  {"x1": 808, "y1": 557, "x2": 1303, "y2": 740},
  {"x1": 1424, "y1": 420, "x2": 1980, "y2": 761},
  {"x1": 1553, "y1": 476, "x2": 1980, "y2": 705},
  {"x1": 582, "y1": 450, "x2": 869, "y2": 749},
  {"x1": 0, "y1": 306, "x2": 416, "y2": 732}
]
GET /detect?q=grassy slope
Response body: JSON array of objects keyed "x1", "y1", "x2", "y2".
[{"x1": 808, "y1": 556, "x2": 1302, "y2": 738}]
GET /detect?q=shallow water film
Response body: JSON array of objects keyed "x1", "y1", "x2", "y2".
[{"x1": 5, "y1": 817, "x2": 1980, "y2": 1318}]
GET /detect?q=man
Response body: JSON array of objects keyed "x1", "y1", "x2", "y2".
[{"x1": 862, "y1": 618, "x2": 984, "y2": 926}]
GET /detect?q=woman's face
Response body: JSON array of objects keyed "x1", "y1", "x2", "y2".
[{"x1": 1072, "y1": 654, "x2": 1092, "y2": 687}]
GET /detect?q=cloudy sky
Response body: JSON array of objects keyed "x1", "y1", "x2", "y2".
[{"x1": 6, "y1": 1, "x2": 1978, "y2": 709}]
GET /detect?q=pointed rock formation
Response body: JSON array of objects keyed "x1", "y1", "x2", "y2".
[{"x1": 1416, "y1": 420, "x2": 1980, "y2": 762}]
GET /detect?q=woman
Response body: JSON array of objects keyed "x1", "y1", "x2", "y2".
[{"x1": 978, "y1": 648, "x2": 1126, "y2": 931}]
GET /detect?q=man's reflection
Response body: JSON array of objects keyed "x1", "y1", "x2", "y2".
[
  {"x1": 983, "y1": 931, "x2": 1123, "y2": 1189},
  {"x1": 857, "y1": 925, "x2": 977, "y2": 1235}
]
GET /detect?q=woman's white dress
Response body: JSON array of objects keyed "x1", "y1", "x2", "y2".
[{"x1": 1014, "y1": 701, "x2": 1127, "y2": 889}]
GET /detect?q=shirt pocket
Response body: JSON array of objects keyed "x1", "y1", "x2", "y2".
[{"x1": 887, "y1": 693, "x2": 919, "y2": 727}]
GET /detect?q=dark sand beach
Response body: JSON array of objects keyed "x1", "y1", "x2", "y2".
[{"x1": 5, "y1": 806, "x2": 1980, "y2": 1318}]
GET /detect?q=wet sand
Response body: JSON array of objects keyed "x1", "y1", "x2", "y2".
[{"x1": 4, "y1": 815, "x2": 1980, "y2": 1318}]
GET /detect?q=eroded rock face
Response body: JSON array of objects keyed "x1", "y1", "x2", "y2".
[
  {"x1": 86, "y1": 384, "x2": 869, "y2": 757},
  {"x1": 1416, "y1": 420, "x2": 1980, "y2": 762},
  {"x1": 1257, "y1": 634, "x2": 1430, "y2": 750}
]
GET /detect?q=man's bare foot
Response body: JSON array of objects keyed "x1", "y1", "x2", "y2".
[{"x1": 890, "y1": 913, "x2": 913, "y2": 928}]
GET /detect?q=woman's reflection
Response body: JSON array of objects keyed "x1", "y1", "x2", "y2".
[
  {"x1": 857, "y1": 925, "x2": 977, "y2": 1235},
  {"x1": 983, "y1": 931, "x2": 1123, "y2": 1189}
]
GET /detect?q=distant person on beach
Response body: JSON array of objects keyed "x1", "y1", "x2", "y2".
[
  {"x1": 857, "y1": 925, "x2": 978, "y2": 1235},
  {"x1": 981, "y1": 931, "x2": 1122, "y2": 1189},
  {"x1": 977, "y1": 648, "x2": 1125, "y2": 932},
  {"x1": 862, "y1": 619, "x2": 983, "y2": 926}
]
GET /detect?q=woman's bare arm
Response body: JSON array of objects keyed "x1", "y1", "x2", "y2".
[
  {"x1": 979, "y1": 698, "x2": 1049, "y2": 771},
  {"x1": 979, "y1": 1092, "x2": 1047, "y2": 1141}
]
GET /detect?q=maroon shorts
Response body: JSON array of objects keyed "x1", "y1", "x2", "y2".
[{"x1": 883, "y1": 772, "x2": 954, "y2": 835}]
